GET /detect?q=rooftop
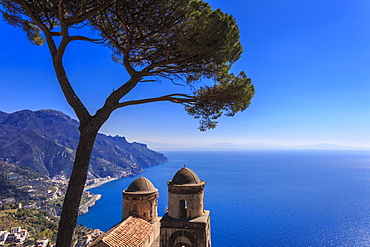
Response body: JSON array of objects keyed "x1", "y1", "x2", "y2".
[
  {"x1": 90, "y1": 216, "x2": 155, "y2": 247},
  {"x1": 125, "y1": 177, "x2": 157, "y2": 194},
  {"x1": 170, "y1": 166, "x2": 204, "y2": 186}
]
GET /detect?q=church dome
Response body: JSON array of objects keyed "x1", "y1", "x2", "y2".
[
  {"x1": 170, "y1": 166, "x2": 203, "y2": 185},
  {"x1": 125, "y1": 177, "x2": 157, "y2": 193}
]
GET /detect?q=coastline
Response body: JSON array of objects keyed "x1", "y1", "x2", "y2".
[
  {"x1": 84, "y1": 177, "x2": 120, "y2": 191},
  {"x1": 78, "y1": 193, "x2": 102, "y2": 215},
  {"x1": 78, "y1": 177, "x2": 121, "y2": 216}
]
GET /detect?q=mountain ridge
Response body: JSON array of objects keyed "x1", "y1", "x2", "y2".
[{"x1": 0, "y1": 109, "x2": 167, "y2": 179}]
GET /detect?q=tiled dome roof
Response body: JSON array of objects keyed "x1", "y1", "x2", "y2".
[
  {"x1": 125, "y1": 177, "x2": 157, "y2": 193},
  {"x1": 170, "y1": 167, "x2": 202, "y2": 185}
]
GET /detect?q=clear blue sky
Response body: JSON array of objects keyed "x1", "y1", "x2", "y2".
[{"x1": 1, "y1": 0, "x2": 370, "y2": 149}]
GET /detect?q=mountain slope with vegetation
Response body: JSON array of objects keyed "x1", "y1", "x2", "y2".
[
  {"x1": 0, "y1": 109, "x2": 167, "y2": 178},
  {"x1": 0, "y1": 161, "x2": 44, "y2": 200},
  {"x1": 0, "y1": 206, "x2": 95, "y2": 246}
]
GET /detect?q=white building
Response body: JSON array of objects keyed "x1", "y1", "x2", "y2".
[
  {"x1": 0, "y1": 231, "x2": 9, "y2": 244},
  {"x1": 5, "y1": 227, "x2": 29, "y2": 244},
  {"x1": 35, "y1": 238, "x2": 49, "y2": 247}
]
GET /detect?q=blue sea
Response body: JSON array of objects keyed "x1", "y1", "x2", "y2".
[{"x1": 78, "y1": 150, "x2": 370, "y2": 246}]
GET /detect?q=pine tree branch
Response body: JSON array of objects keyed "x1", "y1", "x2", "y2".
[
  {"x1": 70, "y1": 36, "x2": 104, "y2": 43},
  {"x1": 50, "y1": 31, "x2": 62, "y2": 36},
  {"x1": 116, "y1": 93, "x2": 198, "y2": 109}
]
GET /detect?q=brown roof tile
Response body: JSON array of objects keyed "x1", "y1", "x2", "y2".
[{"x1": 89, "y1": 216, "x2": 155, "y2": 247}]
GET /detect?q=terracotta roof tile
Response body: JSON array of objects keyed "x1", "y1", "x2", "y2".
[{"x1": 89, "y1": 216, "x2": 155, "y2": 247}]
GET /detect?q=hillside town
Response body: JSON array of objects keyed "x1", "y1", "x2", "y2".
[
  {"x1": 0, "y1": 163, "x2": 112, "y2": 247},
  {"x1": 0, "y1": 202, "x2": 104, "y2": 246},
  {"x1": 0, "y1": 227, "x2": 30, "y2": 245},
  {"x1": 0, "y1": 227, "x2": 52, "y2": 246},
  {"x1": 0, "y1": 161, "x2": 112, "y2": 217},
  {"x1": 0, "y1": 225, "x2": 103, "y2": 246}
]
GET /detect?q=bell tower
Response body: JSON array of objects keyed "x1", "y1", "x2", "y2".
[
  {"x1": 122, "y1": 176, "x2": 158, "y2": 223},
  {"x1": 160, "y1": 166, "x2": 211, "y2": 247}
]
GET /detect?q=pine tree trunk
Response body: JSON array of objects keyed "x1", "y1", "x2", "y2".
[{"x1": 56, "y1": 125, "x2": 99, "y2": 247}]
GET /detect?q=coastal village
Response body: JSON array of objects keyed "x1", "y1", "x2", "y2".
[
  {"x1": 0, "y1": 226, "x2": 48, "y2": 246},
  {"x1": 0, "y1": 163, "x2": 115, "y2": 216},
  {"x1": 0, "y1": 224, "x2": 103, "y2": 246},
  {"x1": 0, "y1": 173, "x2": 113, "y2": 247}
]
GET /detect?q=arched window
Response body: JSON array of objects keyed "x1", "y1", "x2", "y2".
[
  {"x1": 144, "y1": 201, "x2": 152, "y2": 220},
  {"x1": 169, "y1": 231, "x2": 196, "y2": 247},
  {"x1": 180, "y1": 200, "x2": 187, "y2": 218}
]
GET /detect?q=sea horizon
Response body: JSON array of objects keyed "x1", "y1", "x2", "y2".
[
  {"x1": 143, "y1": 141, "x2": 370, "y2": 152},
  {"x1": 78, "y1": 149, "x2": 370, "y2": 246}
]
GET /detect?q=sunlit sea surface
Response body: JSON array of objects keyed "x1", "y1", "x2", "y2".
[{"x1": 78, "y1": 150, "x2": 370, "y2": 246}]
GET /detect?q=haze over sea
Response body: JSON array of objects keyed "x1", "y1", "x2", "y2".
[{"x1": 78, "y1": 150, "x2": 370, "y2": 246}]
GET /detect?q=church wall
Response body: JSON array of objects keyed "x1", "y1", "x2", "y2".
[
  {"x1": 160, "y1": 211, "x2": 211, "y2": 247},
  {"x1": 149, "y1": 220, "x2": 161, "y2": 247},
  {"x1": 142, "y1": 220, "x2": 161, "y2": 247},
  {"x1": 160, "y1": 226, "x2": 208, "y2": 247},
  {"x1": 167, "y1": 191, "x2": 204, "y2": 219}
]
